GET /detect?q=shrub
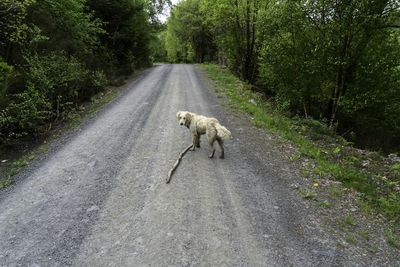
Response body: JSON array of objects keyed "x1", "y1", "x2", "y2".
[
  {"x1": 0, "y1": 85, "x2": 52, "y2": 143},
  {"x1": 26, "y1": 52, "x2": 88, "y2": 111}
]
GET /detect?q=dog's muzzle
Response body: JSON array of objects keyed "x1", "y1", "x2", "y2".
[{"x1": 180, "y1": 123, "x2": 183, "y2": 126}]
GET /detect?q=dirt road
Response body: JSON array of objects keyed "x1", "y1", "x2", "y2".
[{"x1": 0, "y1": 64, "x2": 361, "y2": 266}]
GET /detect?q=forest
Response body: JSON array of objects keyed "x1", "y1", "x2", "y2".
[
  {"x1": 1, "y1": 0, "x2": 399, "y2": 154},
  {"x1": 0, "y1": 0, "x2": 165, "y2": 146},
  {"x1": 162, "y1": 0, "x2": 400, "y2": 153}
]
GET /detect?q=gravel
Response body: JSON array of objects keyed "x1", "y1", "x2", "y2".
[{"x1": 0, "y1": 64, "x2": 398, "y2": 266}]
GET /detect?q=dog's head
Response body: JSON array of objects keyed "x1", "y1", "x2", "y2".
[{"x1": 176, "y1": 111, "x2": 192, "y2": 127}]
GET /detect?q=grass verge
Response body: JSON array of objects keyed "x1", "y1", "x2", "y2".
[{"x1": 201, "y1": 63, "x2": 400, "y2": 225}]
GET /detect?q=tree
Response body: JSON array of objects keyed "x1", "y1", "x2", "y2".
[
  {"x1": 165, "y1": 0, "x2": 216, "y2": 63},
  {"x1": 201, "y1": 0, "x2": 265, "y2": 81},
  {"x1": 257, "y1": 0, "x2": 400, "y2": 150},
  {"x1": 0, "y1": 0, "x2": 36, "y2": 62},
  {"x1": 86, "y1": 0, "x2": 153, "y2": 73},
  {"x1": 0, "y1": 0, "x2": 161, "y2": 145}
]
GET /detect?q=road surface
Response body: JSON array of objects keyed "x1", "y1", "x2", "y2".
[{"x1": 1, "y1": 64, "x2": 348, "y2": 266}]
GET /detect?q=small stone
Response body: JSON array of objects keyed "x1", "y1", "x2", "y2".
[
  {"x1": 1, "y1": 160, "x2": 7, "y2": 163},
  {"x1": 312, "y1": 249, "x2": 333, "y2": 257},
  {"x1": 274, "y1": 206, "x2": 279, "y2": 210},
  {"x1": 88, "y1": 160, "x2": 97, "y2": 169},
  {"x1": 361, "y1": 160, "x2": 370, "y2": 167},
  {"x1": 86, "y1": 205, "x2": 99, "y2": 212}
]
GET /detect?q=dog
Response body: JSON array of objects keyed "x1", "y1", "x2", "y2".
[{"x1": 176, "y1": 111, "x2": 232, "y2": 158}]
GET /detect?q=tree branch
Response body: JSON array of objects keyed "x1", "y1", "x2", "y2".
[{"x1": 166, "y1": 144, "x2": 192, "y2": 184}]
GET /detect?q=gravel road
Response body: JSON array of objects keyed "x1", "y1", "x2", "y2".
[{"x1": 0, "y1": 64, "x2": 366, "y2": 266}]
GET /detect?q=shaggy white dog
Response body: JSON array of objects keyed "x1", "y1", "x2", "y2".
[{"x1": 176, "y1": 111, "x2": 232, "y2": 158}]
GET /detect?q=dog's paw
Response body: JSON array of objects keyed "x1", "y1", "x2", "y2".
[
  {"x1": 208, "y1": 154, "x2": 214, "y2": 158},
  {"x1": 219, "y1": 155, "x2": 224, "y2": 159}
]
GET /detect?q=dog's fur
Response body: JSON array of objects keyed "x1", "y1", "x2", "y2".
[{"x1": 176, "y1": 111, "x2": 232, "y2": 158}]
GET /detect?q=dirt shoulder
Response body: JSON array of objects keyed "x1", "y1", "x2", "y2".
[{"x1": 196, "y1": 64, "x2": 400, "y2": 265}]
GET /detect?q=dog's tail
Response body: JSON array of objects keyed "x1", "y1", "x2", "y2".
[{"x1": 215, "y1": 123, "x2": 232, "y2": 139}]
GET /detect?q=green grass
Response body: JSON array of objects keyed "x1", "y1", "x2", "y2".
[
  {"x1": 345, "y1": 215, "x2": 356, "y2": 226},
  {"x1": 8, "y1": 168, "x2": 19, "y2": 177},
  {"x1": 201, "y1": 63, "x2": 400, "y2": 223},
  {"x1": 386, "y1": 231, "x2": 400, "y2": 249},
  {"x1": 19, "y1": 160, "x2": 28, "y2": 167},
  {"x1": 360, "y1": 230, "x2": 370, "y2": 240},
  {"x1": 12, "y1": 160, "x2": 28, "y2": 167},
  {"x1": 346, "y1": 235, "x2": 358, "y2": 245},
  {"x1": 0, "y1": 177, "x2": 13, "y2": 189},
  {"x1": 66, "y1": 90, "x2": 120, "y2": 130},
  {"x1": 300, "y1": 188, "x2": 316, "y2": 199},
  {"x1": 320, "y1": 201, "x2": 331, "y2": 208},
  {"x1": 330, "y1": 187, "x2": 344, "y2": 198},
  {"x1": 39, "y1": 145, "x2": 48, "y2": 152}
]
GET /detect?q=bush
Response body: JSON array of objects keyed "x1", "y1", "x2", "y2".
[
  {"x1": 86, "y1": 70, "x2": 108, "y2": 96},
  {"x1": 0, "y1": 58, "x2": 14, "y2": 108},
  {"x1": 26, "y1": 51, "x2": 88, "y2": 114},
  {"x1": 0, "y1": 86, "x2": 52, "y2": 143}
]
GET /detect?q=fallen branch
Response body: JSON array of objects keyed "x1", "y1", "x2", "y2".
[{"x1": 166, "y1": 144, "x2": 193, "y2": 184}]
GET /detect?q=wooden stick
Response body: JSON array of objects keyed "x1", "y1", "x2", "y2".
[{"x1": 166, "y1": 144, "x2": 193, "y2": 184}]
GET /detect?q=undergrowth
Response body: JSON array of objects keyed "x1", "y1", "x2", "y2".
[
  {"x1": 202, "y1": 63, "x2": 400, "y2": 224},
  {"x1": 0, "y1": 76, "x2": 129, "y2": 189}
]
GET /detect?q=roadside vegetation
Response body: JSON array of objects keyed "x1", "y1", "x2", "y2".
[
  {"x1": 0, "y1": 71, "x2": 143, "y2": 188},
  {"x1": 0, "y1": 0, "x2": 169, "y2": 186},
  {"x1": 0, "y1": 0, "x2": 167, "y2": 149},
  {"x1": 160, "y1": 0, "x2": 400, "y2": 154},
  {"x1": 202, "y1": 63, "x2": 400, "y2": 248}
]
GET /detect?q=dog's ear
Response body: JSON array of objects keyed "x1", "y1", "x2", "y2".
[
  {"x1": 176, "y1": 111, "x2": 181, "y2": 119},
  {"x1": 186, "y1": 112, "x2": 192, "y2": 121},
  {"x1": 184, "y1": 112, "x2": 192, "y2": 127}
]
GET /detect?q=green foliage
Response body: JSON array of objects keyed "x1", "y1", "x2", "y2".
[
  {"x1": 27, "y1": 0, "x2": 105, "y2": 56},
  {"x1": 257, "y1": 0, "x2": 400, "y2": 151},
  {"x1": 150, "y1": 31, "x2": 168, "y2": 62},
  {"x1": 300, "y1": 188, "x2": 316, "y2": 199},
  {"x1": 167, "y1": 0, "x2": 399, "y2": 151},
  {"x1": 345, "y1": 215, "x2": 356, "y2": 226},
  {"x1": 165, "y1": 0, "x2": 216, "y2": 63},
  {"x1": 0, "y1": 85, "x2": 52, "y2": 142},
  {"x1": 0, "y1": 0, "x2": 36, "y2": 49},
  {"x1": 386, "y1": 231, "x2": 400, "y2": 249},
  {"x1": 0, "y1": 0, "x2": 162, "y2": 146},
  {"x1": 0, "y1": 58, "x2": 14, "y2": 108},
  {"x1": 86, "y1": 0, "x2": 153, "y2": 73},
  {"x1": 203, "y1": 63, "x2": 400, "y2": 222},
  {"x1": 26, "y1": 52, "x2": 87, "y2": 107},
  {"x1": 0, "y1": 58, "x2": 13, "y2": 83},
  {"x1": 0, "y1": 176, "x2": 13, "y2": 189},
  {"x1": 201, "y1": 0, "x2": 265, "y2": 81}
]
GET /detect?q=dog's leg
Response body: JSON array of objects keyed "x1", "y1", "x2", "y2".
[
  {"x1": 208, "y1": 138, "x2": 216, "y2": 158},
  {"x1": 217, "y1": 137, "x2": 224, "y2": 158},
  {"x1": 196, "y1": 135, "x2": 200, "y2": 147},
  {"x1": 190, "y1": 134, "x2": 197, "y2": 151},
  {"x1": 206, "y1": 124, "x2": 217, "y2": 158}
]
